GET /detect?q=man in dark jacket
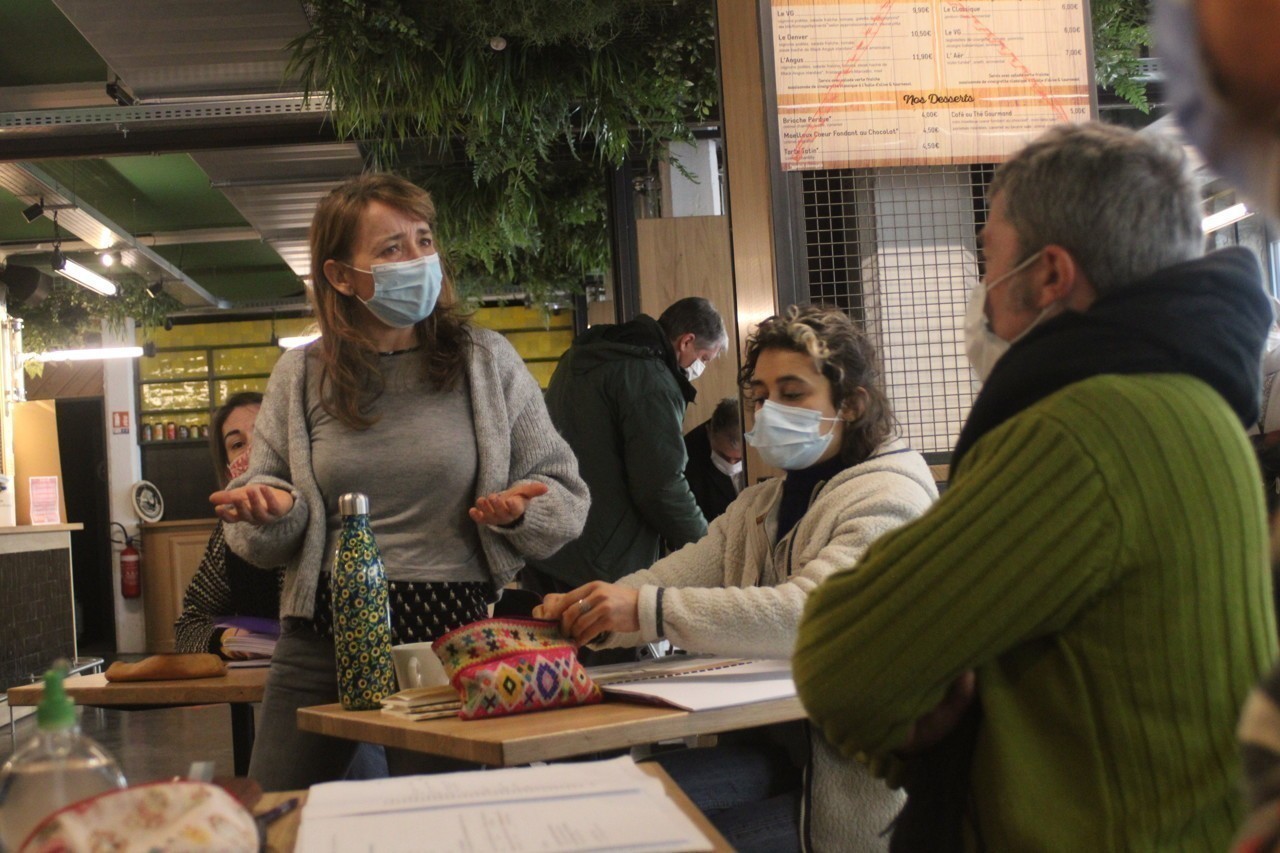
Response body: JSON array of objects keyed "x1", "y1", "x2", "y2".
[
  {"x1": 530, "y1": 297, "x2": 727, "y2": 591},
  {"x1": 683, "y1": 397, "x2": 743, "y2": 523}
]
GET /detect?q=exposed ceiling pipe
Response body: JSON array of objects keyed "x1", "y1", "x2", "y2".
[
  {"x1": 0, "y1": 227, "x2": 264, "y2": 258},
  {"x1": 0, "y1": 163, "x2": 229, "y2": 307}
]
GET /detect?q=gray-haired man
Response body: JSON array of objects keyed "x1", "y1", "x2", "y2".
[
  {"x1": 795, "y1": 122, "x2": 1277, "y2": 850},
  {"x1": 529, "y1": 297, "x2": 727, "y2": 597}
]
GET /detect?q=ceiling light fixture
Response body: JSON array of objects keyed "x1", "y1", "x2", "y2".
[
  {"x1": 100, "y1": 250, "x2": 117, "y2": 267},
  {"x1": 28, "y1": 346, "x2": 144, "y2": 363},
  {"x1": 145, "y1": 280, "x2": 164, "y2": 299},
  {"x1": 54, "y1": 258, "x2": 117, "y2": 296},
  {"x1": 278, "y1": 332, "x2": 320, "y2": 349},
  {"x1": 20, "y1": 198, "x2": 76, "y2": 224},
  {"x1": 1201, "y1": 203, "x2": 1252, "y2": 234}
]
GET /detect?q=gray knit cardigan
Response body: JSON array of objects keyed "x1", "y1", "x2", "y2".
[{"x1": 223, "y1": 327, "x2": 590, "y2": 620}]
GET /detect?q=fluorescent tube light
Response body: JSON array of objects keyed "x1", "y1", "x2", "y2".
[
  {"x1": 1201, "y1": 203, "x2": 1252, "y2": 234},
  {"x1": 30, "y1": 346, "x2": 143, "y2": 363},
  {"x1": 278, "y1": 333, "x2": 320, "y2": 349},
  {"x1": 54, "y1": 258, "x2": 117, "y2": 295}
]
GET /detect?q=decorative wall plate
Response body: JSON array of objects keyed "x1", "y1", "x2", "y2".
[{"x1": 130, "y1": 480, "x2": 164, "y2": 522}]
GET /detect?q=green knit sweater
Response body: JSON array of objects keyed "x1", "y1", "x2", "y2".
[{"x1": 795, "y1": 373, "x2": 1278, "y2": 851}]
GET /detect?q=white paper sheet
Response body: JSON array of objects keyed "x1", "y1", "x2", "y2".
[{"x1": 295, "y1": 757, "x2": 712, "y2": 853}]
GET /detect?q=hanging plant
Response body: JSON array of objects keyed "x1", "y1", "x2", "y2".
[
  {"x1": 289, "y1": 0, "x2": 717, "y2": 306},
  {"x1": 1092, "y1": 0, "x2": 1152, "y2": 112},
  {"x1": 12, "y1": 278, "x2": 180, "y2": 375}
]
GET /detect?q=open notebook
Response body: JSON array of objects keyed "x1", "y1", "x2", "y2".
[{"x1": 588, "y1": 656, "x2": 796, "y2": 712}]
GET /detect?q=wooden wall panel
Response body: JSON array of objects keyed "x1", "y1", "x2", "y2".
[
  {"x1": 636, "y1": 216, "x2": 738, "y2": 432},
  {"x1": 25, "y1": 360, "x2": 104, "y2": 401},
  {"x1": 717, "y1": 2, "x2": 780, "y2": 482}
]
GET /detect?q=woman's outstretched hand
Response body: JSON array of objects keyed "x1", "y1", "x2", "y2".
[
  {"x1": 469, "y1": 481, "x2": 550, "y2": 527},
  {"x1": 533, "y1": 581, "x2": 640, "y2": 646},
  {"x1": 209, "y1": 484, "x2": 294, "y2": 525}
]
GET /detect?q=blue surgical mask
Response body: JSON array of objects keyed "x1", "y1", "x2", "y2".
[
  {"x1": 745, "y1": 399, "x2": 841, "y2": 470},
  {"x1": 347, "y1": 253, "x2": 443, "y2": 328}
]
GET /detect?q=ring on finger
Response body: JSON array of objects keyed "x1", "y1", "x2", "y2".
[{"x1": 578, "y1": 600, "x2": 592, "y2": 615}]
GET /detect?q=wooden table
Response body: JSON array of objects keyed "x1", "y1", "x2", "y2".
[
  {"x1": 298, "y1": 695, "x2": 805, "y2": 767},
  {"x1": 257, "y1": 763, "x2": 733, "y2": 852},
  {"x1": 6, "y1": 668, "x2": 267, "y2": 775}
]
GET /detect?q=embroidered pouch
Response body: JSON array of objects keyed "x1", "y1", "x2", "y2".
[
  {"x1": 19, "y1": 781, "x2": 257, "y2": 852},
  {"x1": 432, "y1": 617, "x2": 602, "y2": 720}
]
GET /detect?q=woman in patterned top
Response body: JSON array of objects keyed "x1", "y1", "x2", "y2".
[
  {"x1": 209, "y1": 173, "x2": 589, "y2": 791},
  {"x1": 174, "y1": 391, "x2": 280, "y2": 659}
]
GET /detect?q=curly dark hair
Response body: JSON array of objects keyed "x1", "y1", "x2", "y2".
[{"x1": 738, "y1": 305, "x2": 895, "y2": 466}]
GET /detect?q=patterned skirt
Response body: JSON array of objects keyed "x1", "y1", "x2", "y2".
[{"x1": 311, "y1": 572, "x2": 492, "y2": 645}]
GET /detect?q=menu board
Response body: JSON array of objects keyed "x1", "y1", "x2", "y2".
[{"x1": 773, "y1": 0, "x2": 1093, "y2": 169}]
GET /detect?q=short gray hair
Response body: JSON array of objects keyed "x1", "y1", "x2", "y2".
[
  {"x1": 990, "y1": 122, "x2": 1203, "y2": 294},
  {"x1": 658, "y1": 297, "x2": 728, "y2": 351}
]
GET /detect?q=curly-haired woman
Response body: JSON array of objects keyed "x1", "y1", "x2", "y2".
[{"x1": 537, "y1": 305, "x2": 937, "y2": 851}]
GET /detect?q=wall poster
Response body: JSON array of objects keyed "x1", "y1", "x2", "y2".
[{"x1": 772, "y1": 0, "x2": 1094, "y2": 170}]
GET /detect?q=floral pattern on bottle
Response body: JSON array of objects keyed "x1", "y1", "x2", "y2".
[{"x1": 332, "y1": 510, "x2": 397, "y2": 710}]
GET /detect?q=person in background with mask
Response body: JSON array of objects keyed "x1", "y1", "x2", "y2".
[
  {"x1": 682, "y1": 397, "x2": 744, "y2": 522},
  {"x1": 209, "y1": 173, "x2": 589, "y2": 791},
  {"x1": 525, "y1": 297, "x2": 726, "y2": 598},
  {"x1": 536, "y1": 306, "x2": 937, "y2": 851},
  {"x1": 793, "y1": 122, "x2": 1277, "y2": 851},
  {"x1": 175, "y1": 392, "x2": 279, "y2": 659}
]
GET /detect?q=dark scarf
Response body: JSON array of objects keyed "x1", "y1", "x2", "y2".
[{"x1": 891, "y1": 247, "x2": 1270, "y2": 852}]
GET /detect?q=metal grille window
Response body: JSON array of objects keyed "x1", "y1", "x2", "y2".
[{"x1": 797, "y1": 164, "x2": 994, "y2": 454}]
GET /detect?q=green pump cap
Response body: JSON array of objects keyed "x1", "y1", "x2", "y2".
[{"x1": 36, "y1": 665, "x2": 76, "y2": 731}]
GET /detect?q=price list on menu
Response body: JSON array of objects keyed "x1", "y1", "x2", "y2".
[{"x1": 773, "y1": 0, "x2": 1093, "y2": 170}]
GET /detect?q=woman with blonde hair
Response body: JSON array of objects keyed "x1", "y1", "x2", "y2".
[
  {"x1": 212, "y1": 173, "x2": 589, "y2": 791},
  {"x1": 538, "y1": 305, "x2": 937, "y2": 851}
]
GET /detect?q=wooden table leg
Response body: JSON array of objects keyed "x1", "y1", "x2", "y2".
[{"x1": 230, "y1": 702, "x2": 255, "y2": 777}]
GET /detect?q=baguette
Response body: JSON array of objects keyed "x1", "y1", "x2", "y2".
[{"x1": 105, "y1": 653, "x2": 227, "y2": 682}]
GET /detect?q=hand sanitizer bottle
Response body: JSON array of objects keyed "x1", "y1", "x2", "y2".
[{"x1": 0, "y1": 664, "x2": 127, "y2": 850}]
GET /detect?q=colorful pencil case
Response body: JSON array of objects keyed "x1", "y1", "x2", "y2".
[{"x1": 432, "y1": 617, "x2": 602, "y2": 720}]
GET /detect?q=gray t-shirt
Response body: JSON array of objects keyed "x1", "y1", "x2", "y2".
[{"x1": 306, "y1": 350, "x2": 486, "y2": 583}]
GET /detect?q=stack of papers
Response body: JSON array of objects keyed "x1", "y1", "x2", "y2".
[
  {"x1": 215, "y1": 615, "x2": 279, "y2": 666},
  {"x1": 381, "y1": 684, "x2": 461, "y2": 721},
  {"x1": 295, "y1": 756, "x2": 712, "y2": 852}
]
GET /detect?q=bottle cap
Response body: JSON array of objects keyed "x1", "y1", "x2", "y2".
[
  {"x1": 338, "y1": 493, "x2": 369, "y2": 516},
  {"x1": 36, "y1": 663, "x2": 75, "y2": 731}
]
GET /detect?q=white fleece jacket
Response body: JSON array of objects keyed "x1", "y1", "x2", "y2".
[{"x1": 603, "y1": 439, "x2": 938, "y2": 851}]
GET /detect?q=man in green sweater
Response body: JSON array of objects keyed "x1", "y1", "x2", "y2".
[{"x1": 794, "y1": 122, "x2": 1279, "y2": 850}]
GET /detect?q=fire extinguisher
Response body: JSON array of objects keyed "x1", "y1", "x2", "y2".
[{"x1": 112, "y1": 522, "x2": 142, "y2": 599}]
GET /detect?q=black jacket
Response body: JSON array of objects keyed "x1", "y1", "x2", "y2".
[
  {"x1": 683, "y1": 422, "x2": 738, "y2": 523},
  {"x1": 534, "y1": 315, "x2": 707, "y2": 587}
]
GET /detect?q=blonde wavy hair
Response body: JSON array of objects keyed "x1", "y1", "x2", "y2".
[{"x1": 739, "y1": 305, "x2": 895, "y2": 465}]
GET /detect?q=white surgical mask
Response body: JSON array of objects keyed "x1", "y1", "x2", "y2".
[
  {"x1": 711, "y1": 450, "x2": 743, "y2": 479},
  {"x1": 685, "y1": 357, "x2": 706, "y2": 382},
  {"x1": 347, "y1": 253, "x2": 444, "y2": 328},
  {"x1": 964, "y1": 250, "x2": 1047, "y2": 381},
  {"x1": 745, "y1": 399, "x2": 841, "y2": 471}
]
